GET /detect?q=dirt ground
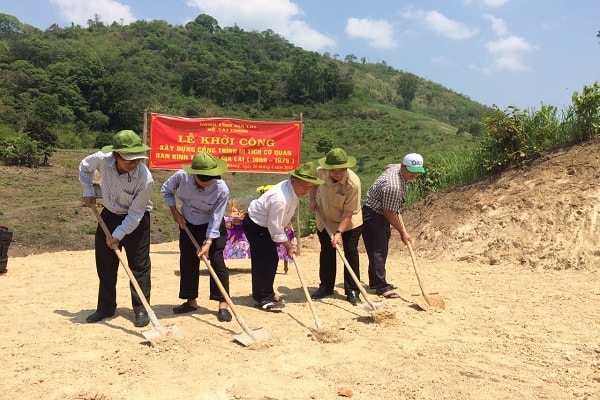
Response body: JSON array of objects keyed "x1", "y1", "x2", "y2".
[{"x1": 2, "y1": 141, "x2": 600, "y2": 400}]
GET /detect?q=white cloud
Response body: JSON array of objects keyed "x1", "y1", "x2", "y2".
[
  {"x1": 186, "y1": 0, "x2": 335, "y2": 50},
  {"x1": 486, "y1": 35, "x2": 531, "y2": 54},
  {"x1": 187, "y1": 0, "x2": 301, "y2": 27},
  {"x1": 484, "y1": 35, "x2": 534, "y2": 72},
  {"x1": 423, "y1": 11, "x2": 478, "y2": 40},
  {"x1": 403, "y1": 9, "x2": 478, "y2": 40},
  {"x1": 483, "y1": 14, "x2": 508, "y2": 37},
  {"x1": 51, "y1": 0, "x2": 135, "y2": 25},
  {"x1": 482, "y1": 0, "x2": 510, "y2": 7},
  {"x1": 284, "y1": 20, "x2": 336, "y2": 50},
  {"x1": 345, "y1": 18, "x2": 398, "y2": 49},
  {"x1": 475, "y1": 14, "x2": 534, "y2": 73}
]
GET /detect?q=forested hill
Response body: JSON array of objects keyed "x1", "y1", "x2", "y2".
[{"x1": 0, "y1": 12, "x2": 489, "y2": 179}]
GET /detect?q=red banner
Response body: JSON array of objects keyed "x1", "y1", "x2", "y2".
[{"x1": 148, "y1": 113, "x2": 302, "y2": 172}]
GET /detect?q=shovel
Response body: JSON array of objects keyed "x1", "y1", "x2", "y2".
[
  {"x1": 182, "y1": 224, "x2": 276, "y2": 346},
  {"x1": 398, "y1": 214, "x2": 445, "y2": 311},
  {"x1": 314, "y1": 212, "x2": 385, "y2": 313},
  {"x1": 290, "y1": 255, "x2": 324, "y2": 329},
  {"x1": 91, "y1": 206, "x2": 183, "y2": 340}
]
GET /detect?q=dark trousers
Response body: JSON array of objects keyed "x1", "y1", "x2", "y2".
[
  {"x1": 361, "y1": 206, "x2": 395, "y2": 294},
  {"x1": 242, "y1": 214, "x2": 279, "y2": 304},
  {"x1": 94, "y1": 208, "x2": 151, "y2": 314},
  {"x1": 316, "y1": 225, "x2": 362, "y2": 295},
  {"x1": 178, "y1": 219, "x2": 229, "y2": 302}
]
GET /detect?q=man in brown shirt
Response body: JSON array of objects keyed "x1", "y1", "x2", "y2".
[{"x1": 309, "y1": 148, "x2": 363, "y2": 305}]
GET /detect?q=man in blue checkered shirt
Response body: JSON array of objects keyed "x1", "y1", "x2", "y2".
[{"x1": 361, "y1": 153, "x2": 425, "y2": 299}]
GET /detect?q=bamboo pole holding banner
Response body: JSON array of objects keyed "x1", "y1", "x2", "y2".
[
  {"x1": 295, "y1": 207, "x2": 301, "y2": 256},
  {"x1": 142, "y1": 108, "x2": 148, "y2": 144},
  {"x1": 295, "y1": 112, "x2": 303, "y2": 254},
  {"x1": 142, "y1": 109, "x2": 148, "y2": 165}
]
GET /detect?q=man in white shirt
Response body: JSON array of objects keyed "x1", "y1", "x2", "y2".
[{"x1": 242, "y1": 162, "x2": 324, "y2": 312}]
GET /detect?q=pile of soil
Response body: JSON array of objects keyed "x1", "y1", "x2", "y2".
[{"x1": 405, "y1": 140, "x2": 600, "y2": 270}]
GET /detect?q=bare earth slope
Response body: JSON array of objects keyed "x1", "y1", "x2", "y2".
[
  {"x1": 405, "y1": 140, "x2": 600, "y2": 270},
  {"x1": 1, "y1": 141, "x2": 599, "y2": 400}
]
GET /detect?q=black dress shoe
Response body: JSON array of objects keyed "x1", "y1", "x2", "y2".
[
  {"x1": 173, "y1": 302, "x2": 198, "y2": 314},
  {"x1": 346, "y1": 291, "x2": 361, "y2": 306},
  {"x1": 134, "y1": 311, "x2": 150, "y2": 327},
  {"x1": 217, "y1": 308, "x2": 232, "y2": 322},
  {"x1": 311, "y1": 285, "x2": 334, "y2": 299},
  {"x1": 86, "y1": 310, "x2": 114, "y2": 323}
]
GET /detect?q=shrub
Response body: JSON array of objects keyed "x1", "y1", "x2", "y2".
[
  {"x1": 0, "y1": 135, "x2": 46, "y2": 167},
  {"x1": 569, "y1": 81, "x2": 600, "y2": 141},
  {"x1": 474, "y1": 104, "x2": 562, "y2": 175}
]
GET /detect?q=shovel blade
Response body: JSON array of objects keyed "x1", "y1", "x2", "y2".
[
  {"x1": 412, "y1": 294, "x2": 445, "y2": 311},
  {"x1": 358, "y1": 300, "x2": 386, "y2": 313},
  {"x1": 142, "y1": 324, "x2": 184, "y2": 340},
  {"x1": 232, "y1": 328, "x2": 277, "y2": 346}
]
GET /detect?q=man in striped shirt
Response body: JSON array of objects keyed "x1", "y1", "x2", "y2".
[
  {"x1": 160, "y1": 151, "x2": 232, "y2": 323},
  {"x1": 79, "y1": 130, "x2": 154, "y2": 328},
  {"x1": 361, "y1": 153, "x2": 425, "y2": 299}
]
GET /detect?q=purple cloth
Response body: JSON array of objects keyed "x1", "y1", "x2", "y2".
[{"x1": 223, "y1": 217, "x2": 295, "y2": 260}]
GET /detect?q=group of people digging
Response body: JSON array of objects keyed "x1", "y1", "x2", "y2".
[{"x1": 78, "y1": 130, "x2": 424, "y2": 327}]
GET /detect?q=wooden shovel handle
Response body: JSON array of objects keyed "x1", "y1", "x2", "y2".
[
  {"x1": 181, "y1": 224, "x2": 256, "y2": 340},
  {"x1": 313, "y1": 212, "x2": 379, "y2": 311},
  {"x1": 290, "y1": 254, "x2": 323, "y2": 329},
  {"x1": 91, "y1": 205, "x2": 161, "y2": 328},
  {"x1": 397, "y1": 213, "x2": 433, "y2": 306}
]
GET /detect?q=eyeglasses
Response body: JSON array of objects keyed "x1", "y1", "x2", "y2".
[
  {"x1": 121, "y1": 158, "x2": 143, "y2": 165},
  {"x1": 117, "y1": 153, "x2": 143, "y2": 165},
  {"x1": 195, "y1": 175, "x2": 215, "y2": 183}
]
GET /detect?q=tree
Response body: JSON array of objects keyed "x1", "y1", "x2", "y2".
[
  {"x1": 287, "y1": 52, "x2": 322, "y2": 104},
  {"x1": 397, "y1": 73, "x2": 419, "y2": 110},
  {"x1": 0, "y1": 14, "x2": 23, "y2": 34},
  {"x1": 86, "y1": 110, "x2": 110, "y2": 131},
  {"x1": 315, "y1": 136, "x2": 333, "y2": 154},
  {"x1": 32, "y1": 93, "x2": 61, "y2": 125},
  {"x1": 344, "y1": 53, "x2": 357, "y2": 64},
  {"x1": 187, "y1": 14, "x2": 221, "y2": 37}
]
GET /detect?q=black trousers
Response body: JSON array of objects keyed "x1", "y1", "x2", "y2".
[
  {"x1": 361, "y1": 206, "x2": 395, "y2": 294},
  {"x1": 178, "y1": 219, "x2": 229, "y2": 302},
  {"x1": 316, "y1": 225, "x2": 362, "y2": 295},
  {"x1": 94, "y1": 208, "x2": 151, "y2": 314},
  {"x1": 242, "y1": 214, "x2": 279, "y2": 304}
]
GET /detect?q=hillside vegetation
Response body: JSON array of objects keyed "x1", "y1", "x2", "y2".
[{"x1": 0, "y1": 13, "x2": 486, "y2": 180}]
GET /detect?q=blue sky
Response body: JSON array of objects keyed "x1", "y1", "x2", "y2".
[{"x1": 3, "y1": 0, "x2": 600, "y2": 110}]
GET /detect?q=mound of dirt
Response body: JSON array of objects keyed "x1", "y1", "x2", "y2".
[{"x1": 402, "y1": 140, "x2": 600, "y2": 270}]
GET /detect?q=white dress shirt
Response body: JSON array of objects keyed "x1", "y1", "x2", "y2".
[{"x1": 247, "y1": 179, "x2": 297, "y2": 243}]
